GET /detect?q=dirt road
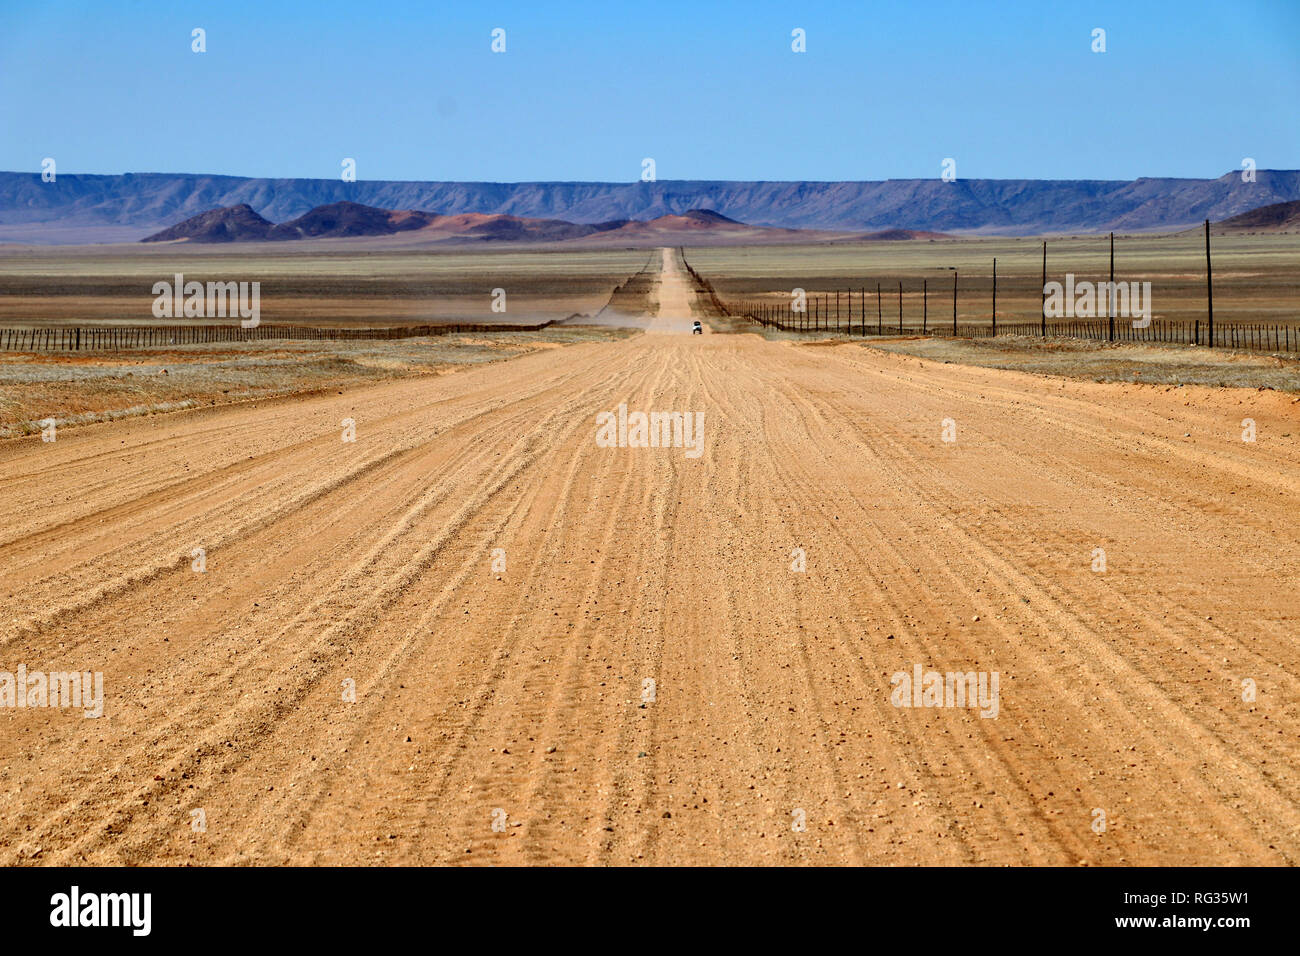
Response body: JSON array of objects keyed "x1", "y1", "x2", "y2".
[
  {"x1": 646, "y1": 247, "x2": 700, "y2": 333},
  {"x1": 1, "y1": 252, "x2": 1298, "y2": 865}
]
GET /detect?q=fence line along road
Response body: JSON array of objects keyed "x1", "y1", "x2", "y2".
[
  {"x1": 700, "y1": 221, "x2": 1299, "y2": 355},
  {"x1": 732, "y1": 295, "x2": 1300, "y2": 353},
  {"x1": 0, "y1": 321, "x2": 557, "y2": 352}
]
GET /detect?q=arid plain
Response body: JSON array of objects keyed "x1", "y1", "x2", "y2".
[{"x1": 0, "y1": 241, "x2": 1297, "y2": 865}]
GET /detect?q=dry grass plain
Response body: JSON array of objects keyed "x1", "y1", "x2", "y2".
[
  {"x1": 0, "y1": 248, "x2": 1297, "y2": 867},
  {"x1": 3, "y1": 232, "x2": 1296, "y2": 334},
  {"x1": 0, "y1": 327, "x2": 633, "y2": 438},
  {"x1": 0, "y1": 241, "x2": 651, "y2": 326},
  {"x1": 861, "y1": 335, "x2": 1300, "y2": 391},
  {"x1": 688, "y1": 232, "x2": 1300, "y2": 330}
]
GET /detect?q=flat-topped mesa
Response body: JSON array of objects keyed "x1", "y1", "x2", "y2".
[{"x1": 9, "y1": 168, "x2": 1298, "y2": 242}]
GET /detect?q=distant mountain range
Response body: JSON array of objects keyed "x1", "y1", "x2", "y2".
[
  {"x1": 139, "y1": 201, "x2": 946, "y2": 245},
  {"x1": 2, "y1": 170, "x2": 1298, "y2": 244}
]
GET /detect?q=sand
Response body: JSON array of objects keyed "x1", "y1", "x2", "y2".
[{"x1": 1, "y1": 249, "x2": 1297, "y2": 865}]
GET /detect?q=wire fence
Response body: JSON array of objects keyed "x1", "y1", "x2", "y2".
[
  {"x1": 6, "y1": 224, "x2": 1296, "y2": 355},
  {"x1": 692, "y1": 222, "x2": 1300, "y2": 355},
  {"x1": 727, "y1": 292, "x2": 1300, "y2": 352},
  {"x1": 0, "y1": 321, "x2": 557, "y2": 352}
]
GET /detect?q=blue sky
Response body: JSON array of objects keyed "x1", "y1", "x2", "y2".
[{"x1": 1, "y1": 0, "x2": 1297, "y2": 182}]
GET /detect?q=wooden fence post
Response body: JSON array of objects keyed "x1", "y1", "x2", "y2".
[
  {"x1": 1108, "y1": 231, "x2": 1115, "y2": 343},
  {"x1": 991, "y1": 258, "x2": 997, "y2": 336},
  {"x1": 1205, "y1": 219, "x2": 1214, "y2": 347},
  {"x1": 1041, "y1": 240, "x2": 1047, "y2": 337}
]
